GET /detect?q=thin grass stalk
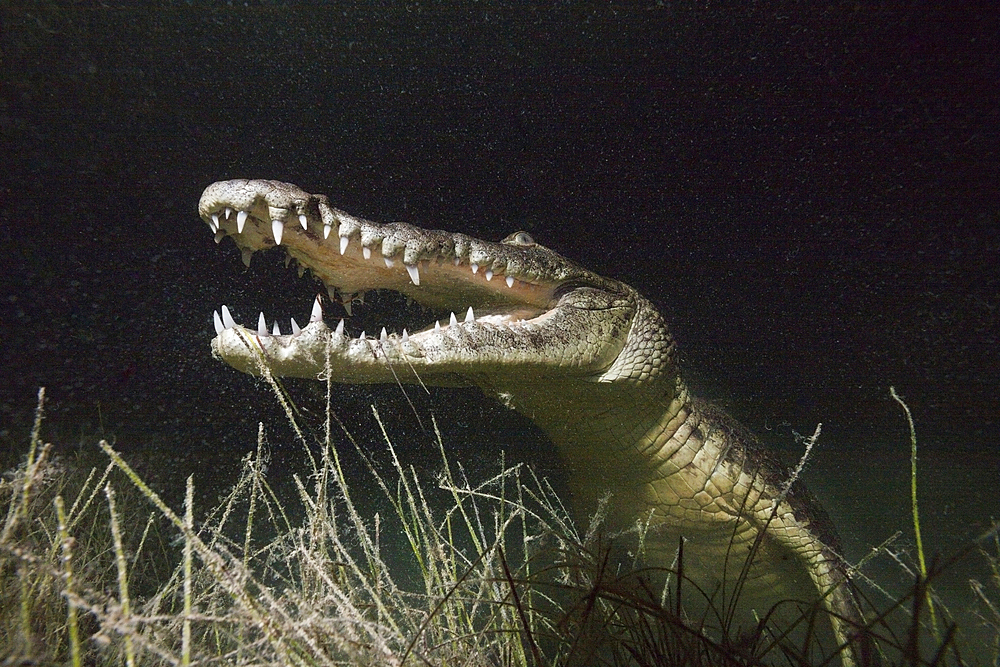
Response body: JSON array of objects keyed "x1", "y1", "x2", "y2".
[
  {"x1": 433, "y1": 416, "x2": 484, "y2": 557},
  {"x1": 372, "y1": 406, "x2": 433, "y2": 584},
  {"x1": 13, "y1": 444, "x2": 53, "y2": 645},
  {"x1": 890, "y1": 385, "x2": 940, "y2": 643},
  {"x1": 66, "y1": 463, "x2": 113, "y2": 533},
  {"x1": 54, "y1": 495, "x2": 82, "y2": 667},
  {"x1": 514, "y1": 462, "x2": 537, "y2": 644},
  {"x1": 182, "y1": 475, "x2": 193, "y2": 666},
  {"x1": 237, "y1": 328, "x2": 317, "y2": 473},
  {"x1": 65, "y1": 466, "x2": 99, "y2": 521},
  {"x1": 243, "y1": 428, "x2": 264, "y2": 572},
  {"x1": 2, "y1": 389, "x2": 47, "y2": 544},
  {"x1": 105, "y1": 484, "x2": 136, "y2": 667}
]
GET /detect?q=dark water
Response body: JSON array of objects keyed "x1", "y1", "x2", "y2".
[{"x1": 2, "y1": 3, "x2": 998, "y2": 660}]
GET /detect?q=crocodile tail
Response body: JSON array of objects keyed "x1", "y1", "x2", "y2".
[{"x1": 827, "y1": 576, "x2": 880, "y2": 667}]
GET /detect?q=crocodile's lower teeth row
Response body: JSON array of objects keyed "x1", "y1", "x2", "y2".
[{"x1": 212, "y1": 296, "x2": 488, "y2": 343}]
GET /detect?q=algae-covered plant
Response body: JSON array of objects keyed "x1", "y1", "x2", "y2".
[{"x1": 1, "y1": 384, "x2": 997, "y2": 666}]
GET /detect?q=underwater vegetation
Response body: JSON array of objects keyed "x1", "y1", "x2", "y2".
[{"x1": 1, "y1": 385, "x2": 998, "y2": 666}]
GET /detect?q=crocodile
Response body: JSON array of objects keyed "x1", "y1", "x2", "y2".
[{"x1": 199, "y1": 179, "x2": 868, "y2": 663}]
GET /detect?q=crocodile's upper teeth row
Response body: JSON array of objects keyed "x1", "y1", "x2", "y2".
[{"x1": 209, "y1": 207, "x2": 527, "y2": 290}]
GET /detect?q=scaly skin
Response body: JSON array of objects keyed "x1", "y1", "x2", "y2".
[{"x1": 199, "y1": 179, "x2": 868, "y2": 664}]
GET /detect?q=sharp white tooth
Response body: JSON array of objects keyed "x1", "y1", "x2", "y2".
[
  {"x1": 310, "y1": 296, "x2": 323, "y2": 322},
  {"x1": 465, "y1": 307, "x2": 475, "y2": 322},
  {"x1": 384, "y1": 257, "x2": 395, "y2": 268},
  {"x1": 237, "y1": 210, "x2": 248, "y2": 233},
  {"x1": 339, "y1": 235, "x2": 349, "y2": 255},
  {"x1": 224, "y1": 207, "x2": 232, "y2": 219},
  {"x1": 271, "y1": 219, "x2": 284, "y2": 245},
  {"x1": 359, "y1": 331, "x2": 366, "y2": 341},
  {"x1": 449, "y1": 312, "x2": 458, "y2": 326},
  {"x1": 290, "y1": 317, "x2": 301, "y2": 334},
  {"x1": 210, "y1": 213, "x2": 220, "y2": 232},
  {"x1": 380, "y1": 327, "x2": 387, "y2": 342},
  {"x1": 323, "y1": 223, "x2": 332, "y2": 239},
  {"x1": 257, "y1": 312, "x2": 267, "y2": 336},
  {"x1": 242, "y1": 248, "x2": 253, "y2": 267},
  {"x1": 362, "y1": 246, "x2": 371, "y2": 260},
  {"x1": 406, "y1": 264, "x2": 420, "y2": 285},
  {"x1": 506, "y1": 275, "x2": 515, "y2": 288},
  {"x1": 471, "y1": 263, "x2": 479, "y2": 274},
  {"x1": 485, "y1": 269, "x2": 493, "y2": 281},
  {"x1": 402, "y1": 329, "x2": 409, "y2": 342},
  {"x1": 335, "y1": 319, "x2": 345, "y2": 336},
  {"x1": 272, "y1": 321, "x2": 281, "y2": 336},
  {"x1": 214, "y1": 230, "x2": 225, "y2": 244},
  {"x1": 213, "y1": 310, "x2": 224, "y2": 335},
  {"x1": 222, "y1": 305, "x2": 236, "y2": 329},
  {"x1": 435, "y1": 320, "x2": 441, "y2": 330},
  {"x1": 298, "y1": 213, "x2": 308, "y2": 230}
]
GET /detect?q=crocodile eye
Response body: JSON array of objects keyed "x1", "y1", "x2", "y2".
[{"x1": 504, "y1": 231, "x2": 535, "y2": 247}]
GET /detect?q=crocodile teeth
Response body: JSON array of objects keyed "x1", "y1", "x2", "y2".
[
  {"x1": 224, "y1": 207, "x2": 232, "y2": 219},
  {"x1": 363, "y1": 246, "x2": 372, "y2": 260},
  {"x1": 380, "y1": 327, "x2": 387, "y2": 342},
  {"x1": 465, "y1": 307, "x2": 475, "y2": 322},
  {"x1": 272, "y1": 220, "x2": 284, "y2": 245},
  {"x1": 339, "y1": 235, "x2": 349, "y2": 255},
  {"x1": 359, "y1": 331, "x2": 366, "y2": 341},
  {"x1": 323, "y1": 223, "x2": 332, "y2": 239},
  {"x1": 298, "y1": 214, "x2": 307, "y2": 230},
  {"x1": 485, "y1": 269, "x2": 493, "y2": 281},
  {"x1": 406, "y1": 264, "x2": 420, "y2": 285},
  {"x1": 450, "y1": 312, "x2": 458, "y2": 326},
  {"x1": 213, "y1": 310, "x2": 224, "y2": 335},
  {"x1": 242, "y1": 248, "x2": 253, "y2": 268},
  {"x1": 310, "y1": 296, "x2": 323, "y2": 322},
  {"x1": 335, "y1": 319, "x2": 345, "y2": 336},
  {"x1": 222, "y1": 305, "x2": 236, "y2": 329},
  {"x1": 257, "y1": 312, "x2": 267, "y2": 336},
  {"x1": 402, "y1": 329, "x2": 409, "y2": 342},
  {"x1": 237, "y1": 210, "x2": 248, "y2": 233},
  {"x1": 435, "y1": 320, "x2": 441, "y2": 330},
  {"x1": 210, "y1": 213, "x2": 220, "y2": 232},
  {"x1": 471, "y1": 263, "x2": 479, "y2": 274},
  {"x1": 214, "y1": 230, "x2": 225, "y2": 244},
  {"x1": 290, "y1": 317, "x2": 301, "y2": 335},
  {"x1": 506, "y1": 275, "x2": 515, "y2": 288},
  {"x1": 272, "y1": 321, "x2": 281, "y2": 336},
  {"x1": 384, "y1": 257, "x2": 395, "y2": 268}
]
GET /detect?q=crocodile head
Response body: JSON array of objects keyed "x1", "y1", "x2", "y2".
[{"x1": 199, "y1": 179, "x2": 676, "y2": 397}]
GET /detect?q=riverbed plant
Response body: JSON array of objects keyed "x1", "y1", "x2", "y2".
[{"x1": 1, "y1": 380, "x2": 995, "y2": 666}]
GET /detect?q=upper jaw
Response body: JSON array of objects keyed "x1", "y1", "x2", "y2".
[{"x1": 198, "y1": 179, "x2": 576, "y2": 315}]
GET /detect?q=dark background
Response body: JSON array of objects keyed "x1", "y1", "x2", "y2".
[{"x1": 1, "y1": 2, "x2": 997, "y2": 578}]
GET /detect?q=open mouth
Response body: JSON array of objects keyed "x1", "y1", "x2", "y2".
[{"x1": 198, "y1": 180, "x2": 591, "y2": 370}]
